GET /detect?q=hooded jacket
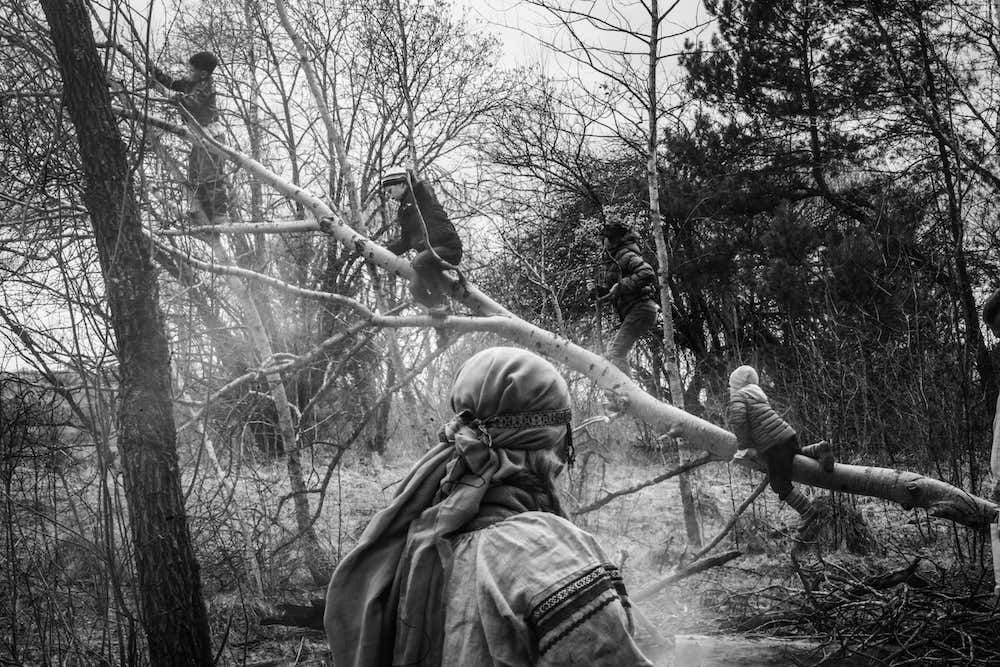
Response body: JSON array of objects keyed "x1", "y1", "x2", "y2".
[
  {"x1": 603, "y1": 231, "x2": 657, "y2": 317},
  {"x1": 727, "y1": 383, "x2": 796, "y2": 452},
  {"x1": 386, "y1": 180, "x2": 462, "y2": 258}
]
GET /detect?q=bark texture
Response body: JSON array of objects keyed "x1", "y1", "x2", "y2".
[
  {"x1": 646, "y1": 0, "x2": 701, "y2": 546},
  {"x1": 40, "y1": 2, "x2": 213, "y2": 662}
]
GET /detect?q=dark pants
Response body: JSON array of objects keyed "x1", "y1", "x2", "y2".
[
  {"x1": 762, "y1": 434, "x2": 800, "y2": 499},
  {"x1": 188, "y1": 144, "x2": 228, "y2": 219},
  {"x1": 607, "y1": 300, "x2": 658, "y2": 376},
  {"x1": 195, "y1": 179, "x2": 228, "y2": 220},
  {"x1": 411, "y1": 246, "x2": 462, "y2": 308}
]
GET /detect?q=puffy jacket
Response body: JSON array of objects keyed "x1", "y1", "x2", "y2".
[
  {"x1": 602, "y1": 232, "x2": 657, "y2": 317},
  {"x1": 726, "y1": 384, "x2": 796, "y2": 452},
  {"x1": 387, "y1": 180, "x2": 462, "y2": 258}
]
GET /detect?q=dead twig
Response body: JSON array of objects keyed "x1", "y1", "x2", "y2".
[
  {"x1": 690, "y1": 477, "x2": 770, "y2": 562},
  {"x1": 572, "y1": 452, "x2": 714, "y2": 516},
  {"x1": 634, "y1": 549, "x2": 741, "y2": 602}
]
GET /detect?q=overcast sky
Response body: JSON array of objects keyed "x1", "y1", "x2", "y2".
[{"x1": 459, "y1": 0, "x2": 714, "y2": 80}]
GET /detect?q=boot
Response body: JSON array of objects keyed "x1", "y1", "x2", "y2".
[
  {"x1": 801, "y1": 440, "x2": 835, "y2": 473},
  {"x1": 783, "y1": 487, "x2": 819, "y2": 549}
]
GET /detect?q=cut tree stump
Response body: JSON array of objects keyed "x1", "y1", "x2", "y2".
[{"x1": 672, "y1": 634, "x2": 848, "y2": 666}]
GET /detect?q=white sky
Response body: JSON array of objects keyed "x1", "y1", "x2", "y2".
[{"x1": 460, "y1": 0, "x2": 714, "y2": 81}]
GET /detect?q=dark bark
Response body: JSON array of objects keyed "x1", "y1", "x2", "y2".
[{"x1": 39, "y1": 1, "x2": 214, "y2": 663}]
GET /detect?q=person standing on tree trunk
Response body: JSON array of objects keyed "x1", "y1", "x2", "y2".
[
  {"x1": 148, "y1": 50, "x2": 229, "y2": 225},
  {"x1": 727, "y1": 365, "x2": 835, "y2": 549},
  {"x1": 382, "y1": 167, "x2": 463, "y2": 317},
  {"x1": 588, "y1": 222, "x2": 658, "y2": 410}
]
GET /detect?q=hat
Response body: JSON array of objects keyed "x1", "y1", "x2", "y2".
[
  {"x1": 380, "y1": 166, "x2": 410, "y2": 189},
  {"x1": 728, "y1": 365, "x2": 759, "y2": 390},
  {"x1": 188, "y1": 51, "x2": 218, "y2": 73},
  {"x1": 600, "y1": 222, "x2": 630, "y2": 240}
]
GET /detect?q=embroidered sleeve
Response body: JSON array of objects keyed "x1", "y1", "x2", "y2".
[{"x1": 529, "y1": 563, "x2": 651, "y2": 666}]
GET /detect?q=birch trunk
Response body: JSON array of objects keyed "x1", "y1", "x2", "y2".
[{"x1": 646, "y1": 0, "x2": 701, "y2": 546}]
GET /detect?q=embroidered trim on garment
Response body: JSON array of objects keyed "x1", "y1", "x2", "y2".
[
  {"x1": 529, "y1": 563, "x2": 627, "y2": 656},
  {"x1": 484, "y1": 408, "x2": 573, "y2": 429}
]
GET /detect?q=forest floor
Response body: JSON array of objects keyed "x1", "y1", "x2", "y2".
[{"x1": 227, "y1": 416, "x2": 999, "y2": 666}]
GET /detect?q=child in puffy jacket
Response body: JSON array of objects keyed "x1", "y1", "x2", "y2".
[{"x1": 727, "y1": 365, "x2": 834, "y2": 546}]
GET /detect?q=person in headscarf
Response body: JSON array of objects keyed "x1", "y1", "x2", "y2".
[
  {"x1": 324, "y1": 347, "x2": 652, "y2": 666},
  {"x1": 727, "y1": 364, "x2": 834, "y2": 547}
]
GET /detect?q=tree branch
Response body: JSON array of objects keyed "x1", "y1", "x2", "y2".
[
  {"x1": 125, "y1": 110, "x2": 999, "y2": 531},
  {"x1": 572, "y1": 452, "x2": 714, "y2": 515}
]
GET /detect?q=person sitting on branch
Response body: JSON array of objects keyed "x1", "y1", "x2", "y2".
[
  {"x1": 149, "y1": 50, "x2": 229, "y2": 225},
  {"x1": 588, "y1": 222, "x2": 658, "y2": 409},
  {"x1": 382, "y1": 167, "x2": 463, "y2": 317},
  {"x1": 727, "y1": 365, "x2": 835, "y2": 547},
  {"x1": 323, "y1": 347, "x2": 652, "y2": 666}
]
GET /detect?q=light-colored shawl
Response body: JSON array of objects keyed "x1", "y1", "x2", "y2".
[{"x1": 324, "y1": 347, "x2": 572, "y2": 666}]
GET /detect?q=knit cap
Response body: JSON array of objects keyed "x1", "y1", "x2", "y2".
[{"x1": 728, "y1": 365, "x2": 759, "y2": 391}]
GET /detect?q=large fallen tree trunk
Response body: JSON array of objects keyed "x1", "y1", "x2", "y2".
[{"x1": 124, "y1": 110, "x2": 999, "y2": 531}]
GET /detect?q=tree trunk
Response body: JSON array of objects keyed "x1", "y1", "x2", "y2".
[
  {"x1": 39, "y1": 1, "x2": 213, "y2": 663},
  {"x1": 647, "y1": 0, "x2": 701, "y2": 547}
]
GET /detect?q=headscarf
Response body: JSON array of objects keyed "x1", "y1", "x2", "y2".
[{"x1": 324, "y1": 347, "x2": 573, "y2": 666}]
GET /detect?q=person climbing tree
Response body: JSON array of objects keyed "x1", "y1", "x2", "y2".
[
  {"x1": 587, "y1": 222, "x2": 658, "y2": 409},
  {"x1": 148, "y1": 50, "x2": 229, "y2": 225},
  {"x1": 382, "y1": 166, "x2": 463, "y2": 316},
  {"x1": 727, "y1": 365, "x2": 835, "y2": 548}
]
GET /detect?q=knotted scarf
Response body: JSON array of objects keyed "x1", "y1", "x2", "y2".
[{"x1": 324, "y1": 347, "x2": 573, "y2": 666}]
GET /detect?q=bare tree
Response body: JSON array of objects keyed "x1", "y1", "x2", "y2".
[
  {"x1": 490, "y1": 0, "x2": 704, "y2": 545},
  {"x1": 38, "y1": 0, "x2": 213, "y2": 661}
]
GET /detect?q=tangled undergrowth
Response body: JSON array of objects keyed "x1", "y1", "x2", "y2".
[{"x1": 709, "y1": 555, "x2": 1000, "y2": 665}]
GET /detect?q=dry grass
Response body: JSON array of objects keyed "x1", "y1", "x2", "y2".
[{"x1": 4, "y1": 411, "x2": 997, "y2": 666}]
